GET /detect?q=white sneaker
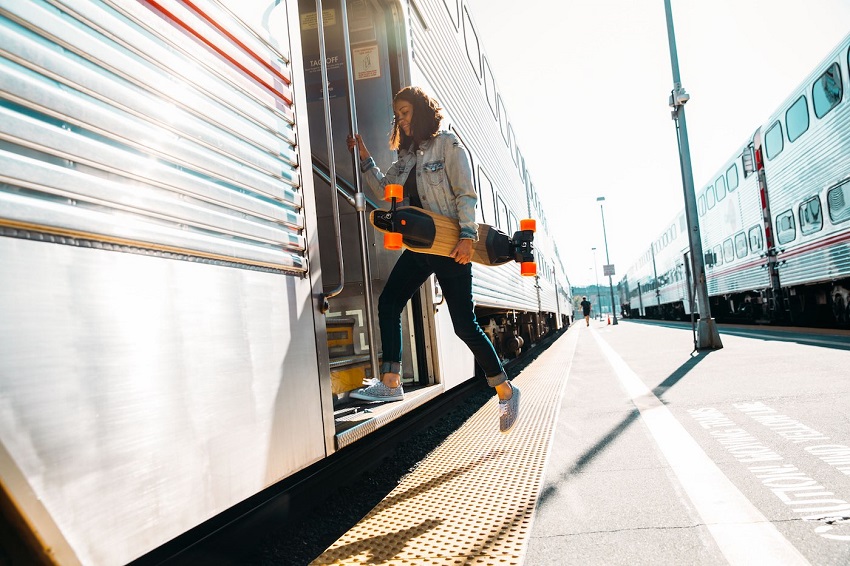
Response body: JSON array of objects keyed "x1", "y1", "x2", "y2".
[
  {"x1": 499, "y1": 382, "x2": 521, "y2": 433},
  {"x1": 350, "y1": 379, "x2": 404, "y2": 402}
]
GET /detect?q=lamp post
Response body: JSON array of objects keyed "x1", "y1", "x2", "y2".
[
  {"x1": 592, "y1": 247, "x2": 601, "y2": 320},
  {"x1": 597, "y1": 196, "x2": 618, "y2": 325},
  {"x1": 663, "y1": 0, "x2": 722, "y2": 349}
]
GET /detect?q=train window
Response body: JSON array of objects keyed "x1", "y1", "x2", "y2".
[
  {"x1": 715, "y1": 176, "x2": 727, "y2": 201},
  {"x1": 775, "y1": 209, "x2": 796, "y2": 244},
  {"x1": 826, "y1": 179, "x2": 850, "y2": 224},
  {"x1": 705, "y1": 185, "x2": 716, "y2": 210},
  {"x1": 496, "y1": 195, "x2": 508, "y2": 230},
  {"x1": 786, "y1": 95, "x2": 809, "y2": 142},
  {"x1": 478, "y1": 167, "x2": 497, "y2": 225},
  {"x1": 748, "y1": 225, "x2": 764, "y2": 253},
  {"x1": 727, "y1": 164, "x2": 739, "y2": 192},
  {"x1": 483, "y1": 58, "x2": 498, "y2": 119},
  {"x1": 497, "y1": 95, "x2": 508, "y2": 142},
  {"x1": 462, "y1": 7, "x2": 481, "y2": 79},
  {"x1": 722, "y1": 238, "x2": 735, "y2": 263},
  {"x1": 698, "y1": 195, "x2": 706, "y2": 216},
  {"x1": 508, "y1": 125, "x2": 517, "y2": 164},
  {"x1": 764, "y1": 121, "x2": 784, "y2": 160},
  {"x1": 734, "y1": 232, "x2": 748, "y2": 259},
  {"x1": 442, "y1": 0, "x2": 459, "y2": 28},
  {"x1": 713, "y1": 244, "x2": 723, "y2": 266},
  {"x1": 799, "y1": 196, "x2": 823, "y2": 235},
  {"x1": 470, "y1": 173, "x2": 485, "y2": 224},
  {"x1": 812, "y1": 62, "x2": 843, "y2": 119},
  {"x1": 452, "y1": 127, "x2": 482, "y2": 223},
  {"x1": 517, "y1": 150, "x2": 525, "y2": 181}
]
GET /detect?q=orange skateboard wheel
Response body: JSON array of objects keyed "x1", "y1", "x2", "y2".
[
  {"x1": 384, "y1": 232, "x2": 403, "y2": 250},
  {"x1": 520, "y1": 218, "x2": 536, "y2": 232},
  {"x1": 520, "y1": 261, "x2": 537, "y2": 277},
  {"x1": 384, "y1": 183, "x2": 403, "y2": 201}
]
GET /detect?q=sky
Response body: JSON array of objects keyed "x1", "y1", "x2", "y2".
[{"x1": 463, "y1": 0, "x2": 850, "y2": 287}]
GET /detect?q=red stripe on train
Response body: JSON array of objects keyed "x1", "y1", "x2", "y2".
[
  {"x1": 144, "y1": 0, "x2": 293, "y2": 107},
  {"x1": 182, "y1": 0, "x2": 292, "y2": 86},
  {"x1": 707, "y1": 229, "x2": 850, "y2": 280},
  {"x1": 778, "y1": 229, "x2": 850, "y2": 260}
]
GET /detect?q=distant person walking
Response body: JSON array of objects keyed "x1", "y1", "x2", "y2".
[{"x1": 581, "y1": 296, "x2": 592, "y2": 327}]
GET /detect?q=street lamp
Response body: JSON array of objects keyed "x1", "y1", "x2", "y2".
[
  {"x1": 592, "y1": 247, "x2": 601, "y2": 320},
  {"x1": 663, "y1": 0, "x2": 722, "y2": 350},
  {"x1": 597, "y1": 196, "x2": 618, "y2": 325}
]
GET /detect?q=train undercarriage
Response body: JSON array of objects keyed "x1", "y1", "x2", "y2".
[
  {"x1": 626, "y1": 277, "x2": 850, "y2": 328},
  {"x1": 478, "y1": 308, "x2": 563, "y2": 361}
]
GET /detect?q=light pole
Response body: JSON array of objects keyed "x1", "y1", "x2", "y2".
[
  {"x1": 597, "y1": 196, "x2": 618, "y2": 325},
  {"x1": 592, "y1": 247, "x2": 601, "y2": 320},
  {"x1": 663, "y1": 0, "x2": 721, "y2": 349}
]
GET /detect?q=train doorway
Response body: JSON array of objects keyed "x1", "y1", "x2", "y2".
[{"x1": 298, "y1": 0, "x2": 439, "y2": 440}]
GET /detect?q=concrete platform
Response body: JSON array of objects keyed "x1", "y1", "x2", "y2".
[
  {"x1": 313, "y1": 320, "x2": 850, "y2": 565},
  {"x1": 528, "y1": 320, "x2": 850, "y2": 565}
]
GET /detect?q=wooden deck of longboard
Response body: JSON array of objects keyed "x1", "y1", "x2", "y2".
[
  {"x1": 369, "y1": 183, "x2": 535, "y2": 274},
  {"x1": 369, "y1": 207, "x2": 503, "y2": 266}
]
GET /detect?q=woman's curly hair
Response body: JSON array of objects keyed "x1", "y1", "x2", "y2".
[{"x1": 390, "y1": 86, "x2": 444, "y2": 150}]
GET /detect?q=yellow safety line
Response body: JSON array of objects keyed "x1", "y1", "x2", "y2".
[{"x1": 312, "y1": 326, "x2": 580, "y2": 565}]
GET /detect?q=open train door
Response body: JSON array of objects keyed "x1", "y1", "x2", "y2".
[{"x1": 298, "y1": 0, "x2": 441, "y2": 447}]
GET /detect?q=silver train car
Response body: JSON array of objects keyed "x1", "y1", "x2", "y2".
[
  {"x1": 0, "y1": 0, "x2": 570, "y2": 563},
  {"x1": 619, "y1": 32, "x2": 850, "y2": 327}
]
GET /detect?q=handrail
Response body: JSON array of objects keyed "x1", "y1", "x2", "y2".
[
  {"x1": 314, "y1": 0, "x2": 345, "y2": 312},
  {"x1": 311, "y1": 159, "x2": 380, "y2": 212},
  {"x1": 339, "y1": 0, "x2": 380, "y2": 383}
]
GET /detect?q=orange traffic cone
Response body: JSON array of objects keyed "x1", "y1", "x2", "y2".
[{"x1": 607, "y1": 315, "x2": 611, "y2": 325}]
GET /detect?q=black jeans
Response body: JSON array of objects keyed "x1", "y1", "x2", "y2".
[{"x1": 378, "y1": 250, "x2": 507, "y2": 387}]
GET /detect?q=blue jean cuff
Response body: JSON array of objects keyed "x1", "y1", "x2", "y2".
[
  {"x1": 381, "y1": 361, "x2": 401, "y2": 375},
  {"x1": 485, "y1": 371, "x2": 508, "y2": 387}
]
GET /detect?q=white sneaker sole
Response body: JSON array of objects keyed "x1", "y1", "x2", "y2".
[{"x1": 350, "y1": 390, "x2": 404, "y2": 402}]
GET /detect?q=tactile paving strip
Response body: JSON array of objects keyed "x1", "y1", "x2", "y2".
[{"x1": 311, "y1": 326, "x2": 580, "y2": 565}]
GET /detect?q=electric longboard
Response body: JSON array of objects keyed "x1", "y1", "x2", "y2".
[{"x1": 369, "y1": 184, "x2": 537, "y2": 275}]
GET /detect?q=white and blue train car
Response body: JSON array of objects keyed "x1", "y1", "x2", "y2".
[
  {"x1": 750, "y1": 33, "x2": 850, "y2": 324},
  {"x1": 620, "y1": 32, "x2": 850, "y2": 326},
  {"x1": 620, "y1": 212, "x2": 693, "y2": 320},
  {"x1": 697, "y1": 141, "x2": 770, "y2": 307},
  {"x1": 0, "y1": 0, "x2": 570, "y2": 563},
  {"x1": 1, "y1": 1, "x2": 325, "y2": 563}
]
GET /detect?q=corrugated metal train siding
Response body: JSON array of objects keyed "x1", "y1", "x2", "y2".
[
  {"x1": 0, "y1": 0, "x2": 306, "y2": 273},
  {"x1": 410, "y1": 0, "x2": 542, "y2": 312},
  {"x1": 702, "y1": 166, "x2": 770, "y2": 296},
  {"x1": 763, "y1": 40, "x2": 850, "y2": 288}
]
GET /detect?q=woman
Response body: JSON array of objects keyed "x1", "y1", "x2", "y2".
[{"x1": 346, "y1": 86, "x2": 520, "y2": 433}]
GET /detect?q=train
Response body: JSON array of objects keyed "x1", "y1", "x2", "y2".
[
  {"x1": 619, "y1": 32, "x2": 850, "y2": 328},
  {"x1": 0, "y1": 0, "x2": 571, "y2": 563}
]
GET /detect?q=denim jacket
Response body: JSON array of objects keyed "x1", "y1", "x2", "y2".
[{"x1": 359, "y1": 131, "x2": 479, "y2": 241}]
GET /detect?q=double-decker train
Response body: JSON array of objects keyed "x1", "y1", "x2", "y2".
[
  {"x1": 0, "y1": 0, "x2": 571, "y2": 563},
  {"x1": 619, "y1": 32, "x2": 850, "y2": 327}
]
